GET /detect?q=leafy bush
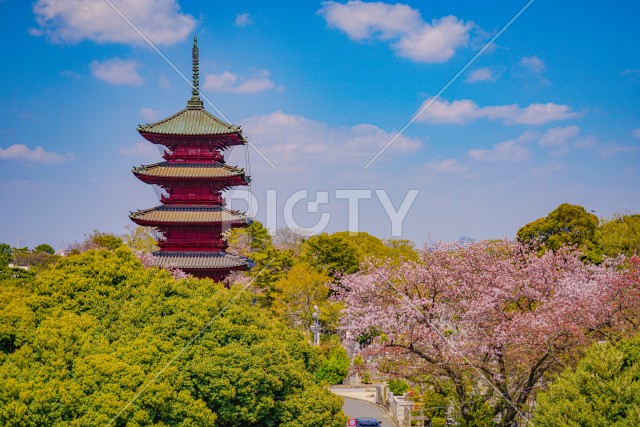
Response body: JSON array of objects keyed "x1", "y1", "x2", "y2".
[
  {"x1": 316, "y1": 344, "x2": 350, "y2": 385},
  {"x1": 533, "y1": 335, "x2": 640, "y2": 426},
  {"x1": 388, "y1": 378, "x2": 409, "y2": 395}
]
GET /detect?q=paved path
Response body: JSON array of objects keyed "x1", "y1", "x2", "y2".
[{"x1": 342, "y1": 397, "x2": 396, "y2": 427}]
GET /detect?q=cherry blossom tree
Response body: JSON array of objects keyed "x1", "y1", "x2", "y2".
[{"x1": 336, "y1": 241, "x2": 639, "y2": 426}]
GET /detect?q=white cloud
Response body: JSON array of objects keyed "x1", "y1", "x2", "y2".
[
  {"x1": 319, "y1": 1, "x2": 421, "y2": 40},
  {"x1": 416, "y1": 98, "x2": 578, "y2": 125},
  {"x1": 203, "y1": 70, "x2": 278, "y2": 94},
  {"x1": 573, "y1": 135, "x2": 597, "y2": 149},
  {"x1": 534, "y1": 126, "x2": 632, "y2": 157},
  {"x1": 538, "y1": 125, "x2": 581, "y2": 146},
  {"x1": 537, "y1": 126, "x2": 600, "y2": 155},
  {"x1": 31, "y1": 0, "x2": 196, "y2": 46},
  {"x1": 538, "y1": 125, "x2": 581, "y2": 155},
  {"x1": 517, "y1": 55, "x2": 549, "y2": 85},
  {"x1": 318, "y1": 1, "x2": 473, "y2": 63},
  {"x1": 90, "y1": 58, "x2": 143, "y2": 85},
  {"x1": 424, "y1": 158, "x2": 467, "y2": 174},
  {"x1": 468, "y1": 132, "x2": 534, "y2": 162},
  {"x1": 0, "y1": 144, "x2": 74, "y2": 164},
  {"x1": 519, "y1": 56, "x2": 546, "y2": 74},
  {"x1": 139, "y1": 108, "x2": 161, "y2": 122},
  {"x1": 241, "y1": 110, "x2": 420, "y2": 168},
  {"x1": 118, "y1": 142, "x2": 158, "y2": 157},
  {"x1": 632, "y1": 128, "x2": 640, "y2": 139},
  {"x1": 393, "y1": 16, "x2": 472, "y2": 63},
  {"x1": 235, "y1": 12, "x2": 253, "y2": 27},
  {"x1": 465, "y1": 67, "x2": 500, "y2": 83}
]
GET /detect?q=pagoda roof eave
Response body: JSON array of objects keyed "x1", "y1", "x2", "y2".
[
  {"x1": 131, "y1": 217, "x2": 249, "y2": 227},
  {"x1": 132, "y1": 161, "x2": 248, "y2": 181},
  {"x1": 136, "y1": 106, "x2": 244, "y2": 137},
  {"x1": 129, "y1": 206, "x2": 251, "y2": 226},
  {"x1": 138, "y1": 129, "x2": 243, "y2": 139},
  {"x1": 153, "y1": 251, "x2": 252, "y2": 270},
  {"x1": 133, "y1": 175, "x2": 249, "y2": 187}
]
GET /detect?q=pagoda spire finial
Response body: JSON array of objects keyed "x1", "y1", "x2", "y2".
[{"x1": 187, "y1": 34, "x2": 204, "y2": 109}]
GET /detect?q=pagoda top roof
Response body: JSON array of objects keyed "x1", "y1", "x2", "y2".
[
  {"x1": 133, "y1": 162, "x2": 247, "y2": 179},
  {"x1": 154, "y1": 251, "x2": 249, "y2": 270},
  {"x1": 130, "y1": 206, "x2": 250, "y2": 225},
  {"x1": 138, "y1": 36, "x2": 244, "y2": 138},
  {"x1": 137, "y1": 107, "x2": 242, "y2": 136}
]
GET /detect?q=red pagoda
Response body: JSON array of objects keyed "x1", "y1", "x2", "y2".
[{"x1": 130, "y1": 36, "x2": 251, "y2": 281}]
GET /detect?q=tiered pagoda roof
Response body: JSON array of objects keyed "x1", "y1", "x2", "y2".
[
  {"x1": 154, "y1": 251, "x2": 251, "y2": 270},
  {"x1": 133, "y1": 162, "x2": 249, "y2": 181},
  {"x1": 137, "y1": 107, "x2": 243, "y2": 136},
  {"x1": 130, "y1": 206, "x2": 250, "y2": 225}
]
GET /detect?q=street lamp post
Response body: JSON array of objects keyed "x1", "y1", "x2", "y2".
[{"x1": 311, "y1": 306, "x2": 321, "y2": 346}]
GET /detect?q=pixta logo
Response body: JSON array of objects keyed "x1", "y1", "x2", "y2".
[{"x1": 226, "y1": 189, "x2": 418, "y2": 237}]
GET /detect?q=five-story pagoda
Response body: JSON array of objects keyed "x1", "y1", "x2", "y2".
[{"x1": 130, "y1": 36, "x2": 251, "y2": 281}]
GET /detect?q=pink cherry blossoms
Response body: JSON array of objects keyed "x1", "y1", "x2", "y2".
[
  {"x1": 135, "y1": 250, "x2": 189, "y2": 280},
  {"x1": 336, "y1": 240, "x2": 640, "y2": 425}
]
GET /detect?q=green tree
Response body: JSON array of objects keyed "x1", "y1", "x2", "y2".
[
  {"x1": 226, "y1": 221, "x2": 272, "y2": 256},
  {"x1": 596, "y1": 213, "x2": 640, "y2": 259},
  {"x1": 332, "y1": 232, "x2": 418, "y2": 265},
  {"x1": 33, "y1": 243, "x2": 55, "y2": 254},
  {"x1": 533, "y1": 335, "x2": 640, "y2": 426},
  {"x1": 332, "y1": 231, "x2": 389, "y2": 262},
  {"x1": 384, "y1": 238, "x2": 419, "y2": 261},
  {"x1": 315, "y1": 343, "x2": 350, "y2": 385},
  {"x1": 271, "y1": 263, "x2": 342, "y2": 333},
  {"x1": 0, "y1": 243, "x2": 11, "y2": 268},
  {"x1": 67, "y1": 230, "x2": 124, "y2": 253},
  {"x1": 517, "y1": 203, "x2": 599, "y2": 260},
  {"x1": 250, "y1": 245, "x2": 295, "y2": 291},
  {"x1": 302, "y1": 233, "x2": 360, "y2": 279}
]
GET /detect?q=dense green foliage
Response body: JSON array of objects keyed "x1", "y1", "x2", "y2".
[
  {"x1": 0, "y1": 244, "x2": 11, "y2": 268},
  {"x1": 387, "y1": 379, "x2": 409, "y2": 396},
  {"x1": 534, "y1": 335, "x2": 640, "y2": 426},
  {"x1": 0, "y1": 247, "x2": 345, "y2": 426},
  {"x1": 271, "y1": 263, "x2": 343, "y2": 333},
  {"x1": 33, "y1": 244, "x2": 55, "y2": 254},
  {"x1": 314, "y1": 340, "x2": 350, "y2": 385},
  {"x1": 302, "y1": 234, "x2": 361, "y2": 280},
  {"x1": 596, "y1": 214, "x2": 640, "y2": 259},
  {"x1": 517, "y1": 203, "x2": 599, "y2": 259}
]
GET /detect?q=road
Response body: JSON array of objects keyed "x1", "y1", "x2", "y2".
[{"x1": 342, "y1": 396, "x2": 396, "y2": 427}]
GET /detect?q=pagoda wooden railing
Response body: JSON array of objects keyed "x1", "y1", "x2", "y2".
[{"x1": 157, "y1": 239, "x2": 227, "y2": 250}]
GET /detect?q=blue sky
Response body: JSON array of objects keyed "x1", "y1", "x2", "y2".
[{"x1": 1, "y1": 0, "x2": 639, "y2": 250}]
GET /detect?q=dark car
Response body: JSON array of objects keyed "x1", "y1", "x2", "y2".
[{"x1": 355, "y1": 418, "x2": 382, "y2": 427}]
